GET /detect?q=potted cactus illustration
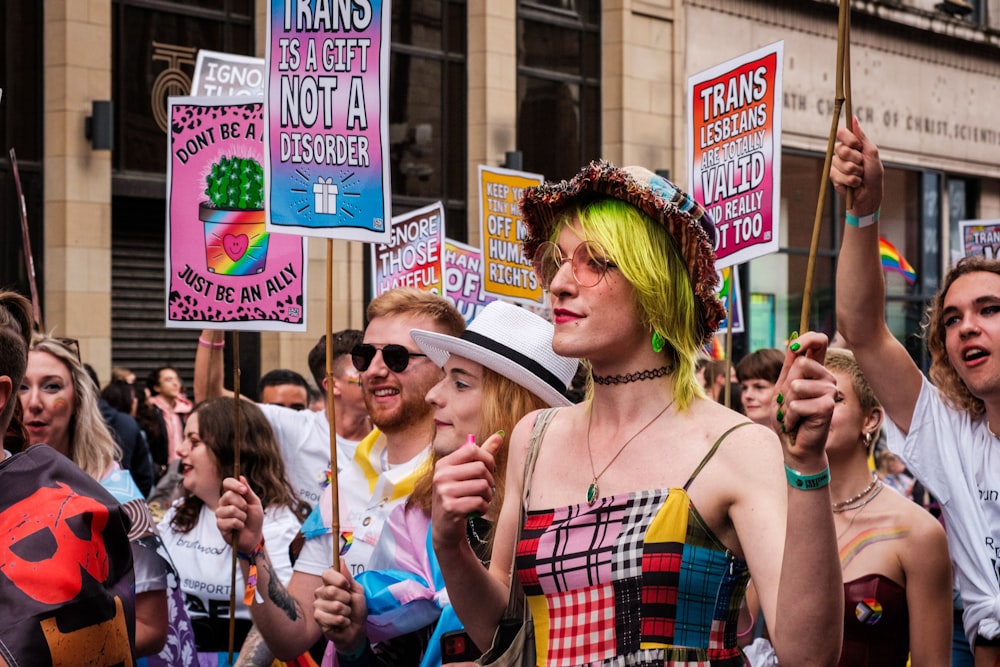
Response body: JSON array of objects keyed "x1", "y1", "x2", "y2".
[{"x1": 200, "y1": 155, "x2": 269, "y2": 275}]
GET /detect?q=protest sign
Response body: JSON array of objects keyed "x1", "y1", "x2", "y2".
[
  {"x1": 166, "y1": 97, "x2": 306, "y2": 331},
  {"x1": 688, "y1": 41, "x2": 783, "y2": 269},
  {"x1": 717, "y1": 266, "x2": 744, "y2": 333},
  {"x1": 444, "y1": 239, "x2": 495, "y2": 324},
  {"x1": 191, "y1": 50, "x2": 266, "y2": 97},
  {"x1": 370, "y1": 202, "x2": 445, "y2": 297},
  {"x1": 264, "y1": 0, "x2": 391, "y2": 242},
  {"x1": 960, "y1": 219, "x2": 1000, "y2": 259},
  {"x1": 479, "y1": 165, "x2": 544, "y2": 305}
]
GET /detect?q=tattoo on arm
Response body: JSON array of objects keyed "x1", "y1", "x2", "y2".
[
  {"x1": 262, "y1": 554, "x2": 301, "y2": 621},
  {"x1": 234, "y1": 627, "x2": 274, "y2": 667}
]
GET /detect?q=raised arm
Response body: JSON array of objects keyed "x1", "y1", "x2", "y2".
[
  {"x1": 832, "y1": 119, "x2": 924, "y2": 433},
  {"x1": 216, "y1": 476, "x2": 323, "y2": 659},
  {"x1": 193, "y1": 328, "x2": 231, "y2": 403},
  {"x1": 732, "y1": 333, "x2": 842, "y2": 666},
  {"x1": 432, "y1": 427, "x2": 514, "y2": 651}
]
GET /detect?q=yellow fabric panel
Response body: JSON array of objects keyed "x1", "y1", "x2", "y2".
[{"x1": 646, "y1": 488, "x2": 689, "y2": 544}]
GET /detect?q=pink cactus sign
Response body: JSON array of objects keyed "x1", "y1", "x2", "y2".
[
  {"x1": 264, "y1": 0, "x2": 391, "y2": 242},
  {"x1": 166, "y1": 97, "x2": 306, "y2": 331}
]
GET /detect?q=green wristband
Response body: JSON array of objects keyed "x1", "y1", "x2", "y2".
[
  {"x1": 784, "y1": 464, "x2": 831, "y2": 490},
  {"x1": 845, "y1": 208, "x2": 880, "y2": 228}
]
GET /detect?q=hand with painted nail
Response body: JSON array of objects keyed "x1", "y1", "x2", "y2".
[
  {"x1": 431, "y1": 431, "x2": 503, "y2": 549},
  {"x1": 771, "y1": 331, "x2": 838, "y2": 465}
]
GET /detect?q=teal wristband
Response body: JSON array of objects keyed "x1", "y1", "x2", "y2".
[
  {"x1": 845, "y1": 208, "x2": 880, "y2": 228},
  {"x1": 784, "y1": 465, "x2": 831, "y2": 490}
]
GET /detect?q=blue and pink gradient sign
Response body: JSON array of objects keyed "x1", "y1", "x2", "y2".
[
  {"x1": 264, "y1": 0, "x2": 391, "y2": 242},
  {"x1": 688, "y1": 42, "x2": 783, "y2": 269},
  {"x1": 166, "y1": 97, "x2": 306, "y2": 331}
]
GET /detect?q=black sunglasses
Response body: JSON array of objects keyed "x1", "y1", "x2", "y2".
[{"x1": 351, "y1": 343, "x2": 427, "y2": 373}]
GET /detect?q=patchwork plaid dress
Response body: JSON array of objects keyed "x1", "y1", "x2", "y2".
[{"x1": 516, "y1": 425, "x2": 752, "y2": 666}]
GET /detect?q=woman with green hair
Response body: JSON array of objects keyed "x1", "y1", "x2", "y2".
[{"x1": 428, "y1": 161, "x2": 844, "y2": 666}]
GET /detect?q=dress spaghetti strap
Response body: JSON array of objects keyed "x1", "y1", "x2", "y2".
[{"x1": 683, "y1": 421, "x2": 753, "y2": 491}]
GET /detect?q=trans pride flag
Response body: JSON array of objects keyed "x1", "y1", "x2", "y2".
[{"x1": 879, "y1": 237, "x2": 916, "y2": 284}]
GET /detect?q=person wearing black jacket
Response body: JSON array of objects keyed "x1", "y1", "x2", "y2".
[{"x1": 87, "y1": 367, "x2": 156, "y2": 496}]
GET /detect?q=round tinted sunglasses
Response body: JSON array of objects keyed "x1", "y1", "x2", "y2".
[
  {"x1": 351, "y1": 343, "x2": 428, "y2": 373},
  {"x1": 532, "y1": 240, "x2": 618, "y2": 290}
]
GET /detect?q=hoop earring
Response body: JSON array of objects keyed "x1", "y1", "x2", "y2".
[{"x1": 862, "y1": 431, "x2": 873, "y2": 448}]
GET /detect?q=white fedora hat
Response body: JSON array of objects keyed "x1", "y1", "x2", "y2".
[{"x1": 411, "y1": 301, "x2": 577, "y2": 407}]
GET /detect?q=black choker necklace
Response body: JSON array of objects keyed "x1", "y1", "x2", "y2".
[{"x1": 592, "y1": 365, "x2": 672, "y2": 385}]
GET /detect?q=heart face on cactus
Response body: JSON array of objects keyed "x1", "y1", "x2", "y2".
[{"x1": 223, "y1": 233, "x2": 250, "y2": 261}]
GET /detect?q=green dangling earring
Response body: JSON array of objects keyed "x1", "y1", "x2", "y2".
[{"x1": 651, "y1": 331, "x2": 666, "y2": 353}]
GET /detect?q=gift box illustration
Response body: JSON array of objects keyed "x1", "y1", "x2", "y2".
[
  {"x1": 200, "y1": 155, "x2": 269, "y2": 275},
  {"x1": 313, "y1": 176, "x2": 339, "y2": 215}
]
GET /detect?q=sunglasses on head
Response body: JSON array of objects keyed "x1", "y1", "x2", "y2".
[
  {"x1": 54, "y1": 337, "x2": 81, "y2": 363},
  {"x1": 351, "y1": 343, "x2": 427, "y2": 373}
]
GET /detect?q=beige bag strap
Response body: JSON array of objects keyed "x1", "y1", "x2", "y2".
[{"x1": 504, "y1": 407, "x2": 558, "y2": 616}]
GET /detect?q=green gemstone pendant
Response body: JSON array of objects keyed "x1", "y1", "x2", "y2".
[{"x1": 587, "y1": 481, "x2": 599, "y2": 506}]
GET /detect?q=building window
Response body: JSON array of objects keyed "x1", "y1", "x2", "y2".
[
  {"x1": 112, "y1": 0, "x2": 254, "y2": 182},
  {"x1": 389, "y1": 0, "x2": 468, "y2": 241},
  {"x1": 517, "y1": 1, "x2": 601, "y2": 182},
  {"x1": 743, "y1": 150, "x2": 937, "y2": 370},
  {"x1": 0, "y1": 1, "x2": 44, "y2": 301}
]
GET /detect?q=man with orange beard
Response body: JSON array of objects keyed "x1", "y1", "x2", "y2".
[{"x1": 214, "y1": 287, "x2": 464, "y2": 664}]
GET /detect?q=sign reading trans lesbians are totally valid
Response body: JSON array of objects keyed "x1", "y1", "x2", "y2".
[
  {"x1": 264, "y1": 0, "x2": 391, "y2": 243},
  {"x1": 688, "y1": 41, "x2": 783, "y2": 268}
]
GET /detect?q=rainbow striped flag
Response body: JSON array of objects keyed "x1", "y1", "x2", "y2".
[
  {"x1": 879, "y1": 237, "x2": 916, "y2": 284},
  {"x1": 703, "y1": 335, "x2": 725, "y2": 360}
]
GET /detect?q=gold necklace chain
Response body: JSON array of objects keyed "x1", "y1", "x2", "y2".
[{"x1": 585, "y1": 398, "x2": 676, "y2": 506}]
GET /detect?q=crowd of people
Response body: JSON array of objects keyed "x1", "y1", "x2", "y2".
[{"x1": 1, "y1": 123, "x2": 996, "y2": 667}]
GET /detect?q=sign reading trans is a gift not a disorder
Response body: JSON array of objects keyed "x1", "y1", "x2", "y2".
[{"x1": 264, "y1": 0, "x2": 392, "y2": 243}]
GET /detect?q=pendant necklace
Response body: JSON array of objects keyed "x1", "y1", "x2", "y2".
[{"x1": 585, "y1": 398, "x2": 675, "y2": 506}]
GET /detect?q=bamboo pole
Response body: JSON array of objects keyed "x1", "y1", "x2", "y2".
[
  {"x1": 9, "y1": 149, "x2": 43, "y2": 329},
  {"x1": 228, "y1": 332, "x2": 242, "y2": 664},
  {"x1": 326, "y1": 239, "x2": 342, "y2": 572},
  {"x1": 800, "y1": 0, "x2": 853, "y2": 334}
]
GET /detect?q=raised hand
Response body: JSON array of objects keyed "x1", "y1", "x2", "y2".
[
  {"x1": 772, "y1": 332, "x2": 837, "y2": 466},
  {"x1": 216, "y1": 475, "x2": 264, "y2": 553},
  {"x1": 431, "y1": 432, "x2": 502, "y2": 549},
  {"x1": 831, "y1": 117, "x2": 884, "y2": 216}
]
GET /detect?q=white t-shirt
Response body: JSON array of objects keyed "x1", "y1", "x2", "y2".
[
  {"x1": 295, "y1": 428, "x2": 430, "y2": 578},
  {"x1": 885, "y1": 376, "x2": 1000, "y2": 644},
  {"x1": 157, "y1": 503, "x2": 301, "y2": 622},
  {"x1": 258, "y1": 404, "x2": 361, "y2": 509}
]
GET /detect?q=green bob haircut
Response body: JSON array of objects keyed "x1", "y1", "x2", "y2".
[{"x1": 550, "y1": 198, "x2": 704, "y2": 410}]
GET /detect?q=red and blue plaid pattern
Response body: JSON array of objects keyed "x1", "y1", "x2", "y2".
[{"x1": 517, "y1": 488, "x2": 750, "y2": 666}]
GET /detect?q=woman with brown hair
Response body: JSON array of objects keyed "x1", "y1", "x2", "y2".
[{"x1": 157, "y1": 396, "x2": 309, "y2": 660}]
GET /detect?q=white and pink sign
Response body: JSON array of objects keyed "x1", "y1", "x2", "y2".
[
  {"x1": 165, "y1": 97, "x2": 306, "y2": 331},
  {"x1": 688, "y1": 42, "x2": 783, "y2": 268}
]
